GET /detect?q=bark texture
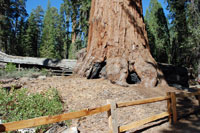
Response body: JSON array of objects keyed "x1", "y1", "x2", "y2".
[{"x1": 74, "y1": 0, "x2": 166, "y2": 88}]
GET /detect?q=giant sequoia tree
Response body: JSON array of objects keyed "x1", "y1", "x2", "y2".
[{"x1": 74, "y1": 0, "x2": 166, "y2": 88}]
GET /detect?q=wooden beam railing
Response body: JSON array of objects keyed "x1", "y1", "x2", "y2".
[{"x1": 0, "y1": 91, "x2": 200, "y2": 132}]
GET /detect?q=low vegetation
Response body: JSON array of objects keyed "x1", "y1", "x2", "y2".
[
  {"x1": 0, "y1": 63, "x2": 50, "y2": 79},
  {"x1": 0, "y1": 88, "x2": 63, "y2": 131}
]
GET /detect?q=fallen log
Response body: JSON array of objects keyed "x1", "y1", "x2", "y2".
[
  {"x1": 0, "y1": 51, "x2": 77, "y2": 70},
  {"x1": 0, "y1": 52, "x2": 189, "y2": 86},
  {"x1": 1, "y1": 84, "x2": 22, "y2": 91},
  {"x1": 0, "y1": 78, "x2": 15, "y2": 84}
]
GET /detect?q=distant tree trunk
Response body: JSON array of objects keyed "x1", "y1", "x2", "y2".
[
  {"x1": 69, "y1": 13, "x2": 77, "y2": 59},
  {"x1": 71, "y1": 19, "x2": 77, "y2": 44},
  {"x1": 198, "y1": 59, "x2": 200, "y2": 83},
  {"x1": 74, "y1": 0, "x2": 166, "y2": 88}
]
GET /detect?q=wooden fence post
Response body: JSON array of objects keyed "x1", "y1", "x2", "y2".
[
  {"x1": 170, "y1": 92, "x2": 177, "y2": 124},
  {"x1": 18, "y1": 64, "x2": 21, "y2": 71},
  {"x1": 107, "y1": 100, "x2": 119, "y2": 133},
  {"x1": 107, "y1": 101, "x2": 112, "y2": 133},
  {"x1": 167, "y1": 92, "x2": 172, "y2": 124},
  {"x1": 197, "y1": 91, "x2": 200, "y2": 107}
]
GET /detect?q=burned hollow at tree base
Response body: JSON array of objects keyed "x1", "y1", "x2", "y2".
[{"x1": 86, "y1": 58, "x2": 141, "y2": 87}]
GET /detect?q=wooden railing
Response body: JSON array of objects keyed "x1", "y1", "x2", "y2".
[{"x1": 0, "y1": 91, "x2": 200, "y2": 133}]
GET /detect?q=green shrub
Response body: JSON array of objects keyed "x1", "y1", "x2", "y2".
[
  {"x1": 0, "y1": 88, "x2": 63, "y2": 130},
  {"x1": 41, "y1": 68, "x2": 49, "y2": 76},
  {"x1": 5, "y1": 63, "x2": 16, "y2": 73}
]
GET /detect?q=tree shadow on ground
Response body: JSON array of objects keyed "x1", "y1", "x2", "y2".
[
  {"x1": 160, "y1": 111, "x2": 200, "y2": 133},
  {"x1": 127, "y1": 96, "x2": 200, "y2": 133},
  {"x1": 160, "y1": 96, "x2": 200, "y2": 133}
]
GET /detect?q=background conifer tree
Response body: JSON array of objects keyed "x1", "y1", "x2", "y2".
[
  {"x1": 40, "y1": 0, "x2": 59, "y2": 58},
  {"x1": 145, "y1": 0, "x2": 170, "y2": 63}
]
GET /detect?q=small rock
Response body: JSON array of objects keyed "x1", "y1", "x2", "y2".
[
  {"x1": 18, "y1": 128, "x2": 36, "y2": 133},
  {"x1": 38, "y1": 75, "x2": 46, "y2": 80},
  {"x1": 28, "y1": 78, "x2": 35, "y2": 81},
  {"x1": 31, "y1": 73, "x2": 40, "y2": 78},
  {"x1": 63, "y1": 127, "x2": 78, "y2": 133},
  {"x1": 45, "y1": 124, "x2": 78, "y2": 133},
  {"x1": 196, "y1": 85, "x2": 200, "y2": 89},
  {"x1": 45, "y1": 123, "x2": 68, "y2": 133},
  {"x1": 19, "y1": 77, "x2": 29, "y2": 84}
]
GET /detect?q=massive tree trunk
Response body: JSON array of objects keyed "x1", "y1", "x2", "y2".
[{"x1": 74, "y1": 0, "x2": 166, "y2": 88}]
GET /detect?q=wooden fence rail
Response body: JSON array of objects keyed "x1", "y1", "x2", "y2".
[
  {"x1": 0, "y1": 91, "x2": 200, "y2": 132},
  {"x1": 119, "y1": 112, "x2": 170, "y2": 132},
  {"x1": 0, "y1": 105, "x2": 110, "y2": 132},
  {"x1": 117, "y1": 96, "x2": 170, "y2": 108}
]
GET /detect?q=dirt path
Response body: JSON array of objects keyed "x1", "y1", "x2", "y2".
[{"x1": 2, "y1": 76, "x2": 200, "y2": 132}]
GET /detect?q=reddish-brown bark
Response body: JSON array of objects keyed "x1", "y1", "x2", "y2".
[{"x1": 74, "y1": 0, "x2": 166, "y2": 88}]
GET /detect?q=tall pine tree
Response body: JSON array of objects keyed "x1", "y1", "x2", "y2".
[
  {"x1": 0, "y1": 0, "x2": 28, "y2": 55},
  {"x1": 23, "y1": 6, "x2": 43, "y2": 57},
  {"x1": 56, "y1": 4, "x2": 66, "y2": 59},
  {"x1": 187, "y1": 0, "x2": 200, "y2": 71},
  {"x1": 40, "y1": 0, "x2": 60, "y2": 58},
  {"x1": 33, "y1": 6, "x2": 44, "y2": 57},
  {"x1": 166, "y1": 0, "x2": 188, "y2": 66},
  {"x1": 145, "y1": 0, "x2": 170, "y2": 63}
]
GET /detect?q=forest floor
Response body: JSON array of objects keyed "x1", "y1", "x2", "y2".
[{"x1": 1, "y1": 75, "x2": 200, "y2": 133}]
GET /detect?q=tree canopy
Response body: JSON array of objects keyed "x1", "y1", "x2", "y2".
[{"x1": 145, "y1": 0, "x2": 200, "y2": 73}]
